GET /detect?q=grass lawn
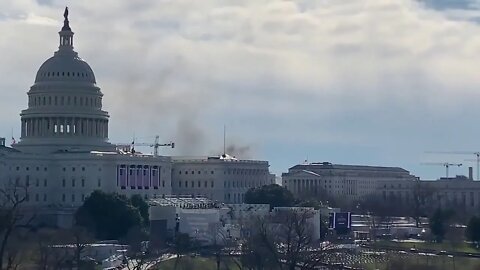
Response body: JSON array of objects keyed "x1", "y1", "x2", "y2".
[
  {"x1": 373, "y1": 240, "x2": 479, "y2": 253},
  {"x1": 153, "y1": 256, "x2": 241, "y2": 270},
  {"x1": 361, "y1": 255, "x2": 480, "y2": 270}
]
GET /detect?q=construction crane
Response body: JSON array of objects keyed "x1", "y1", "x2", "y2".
[
  {"x1": 421, "y1": 162, "x2": 462, "y2": 178},
  {"x1": 116, "y1": 135, "x2": 174, "y2": 156},
  {"x1": 426, "y1": 151, "x2": 480, "y2": 180},
  {"x1": 134, "y1": 135, "x2": 174, "y2": 156}
]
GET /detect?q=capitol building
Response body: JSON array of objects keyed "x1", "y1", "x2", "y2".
[{"x1": 0, "y1": 9, "x2": 273, "y2": 227}]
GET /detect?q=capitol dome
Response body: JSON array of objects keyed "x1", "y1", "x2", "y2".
[
  {"x1": 34, "y1": 53, "x2": 96, "y2": 84},
  {"x1": 14, "y1": 7, "x2": 114, "y2": 154}
]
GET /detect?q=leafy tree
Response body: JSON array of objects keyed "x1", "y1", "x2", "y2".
[
  {"x1": 130, "y1": 195, "x2": 149, "y2": 226},
  {"x1": 429, "y1": 208, "x2": 454, "y2": 243},
  {"x1": 466, "y1": 216, "x2": 480, "y2": 246},
  {"x1": 75, "y1": 191, "x2": 142, "y2": 240},
  {"x1": 244, "y1": 184, "x2": 294, "y2": 209}
]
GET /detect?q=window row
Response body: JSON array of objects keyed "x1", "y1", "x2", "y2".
[
  {"x1": 223, "y1": 180, "x2": 263, "y2": 189},
  {"x1": 61, "y1": 193, "x2": 86, "y2": 203},
  {"x1": 39, "y1": 71, "x2": 91, "y2": 78},
  {"x1": 61, "y1": 178, "x2": 100, "y2": 188},
  {"x1": 28, "y1": 95, "x2": 101, "y2": 108},
  {"x1": 13, "y1": 166, "x2": 47, "y2": 172},
  {"x1": 25, "y1": 193, "x2": 48, "y2": 202},
  {"x1": 176, "y1": 168, "x2": 268, "y2": 176},
  {"x1": 224, "y1": 192, "x2": 245, "y2": 203},
  {"x1": 178, "y1": 180, "x2": 214, "y2": 188},
  {"x1": 15, "y1": 177, "x2": 48, "y2": 187},
  {"x1": 178, "y1": 170, "x2": 215, "y2": 175}
]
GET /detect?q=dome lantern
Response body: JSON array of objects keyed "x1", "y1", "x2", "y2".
[{"x1": 59, "y1": 7, "x2": 74, "y2": 50}]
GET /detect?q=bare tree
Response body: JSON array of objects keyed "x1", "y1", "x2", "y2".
[
  {"x1": 208, "y1": 222, "x2": 242, "y2": 270},
  {"x1": 243, "y1": 208, "x2": 328, "y2": 270},
  {"x1": 35, "y1": 229, "x2": 70, "y2": 270},
  {"x1": 122, "y1": 226, "x2": 164, "y2": 270},
  {"x1": 411, "y1": 181, "x2": 437, "y2": 227},
  {"x1": 0, "y1": 183, "x2": 34, "y2": 270}
]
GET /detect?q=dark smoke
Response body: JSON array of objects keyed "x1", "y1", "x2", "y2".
[{"x1": 225, "y1": 144, "x2": 253, "y2": 159}]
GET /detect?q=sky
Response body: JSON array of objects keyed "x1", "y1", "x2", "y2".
[{"x1": 2, "y1": 0, "x2": 480, "y2": 180}]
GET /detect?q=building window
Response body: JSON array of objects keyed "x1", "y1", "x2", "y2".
[
  {"x1": 43, "y1": 194, "x2": 47, "y2": 202},
  {"x1": 162, "y1": 181, "x2": 165, "y2": 187},
  {"x1": 36, "y1": 178, "x2": 39, "y2": 187},
  {"x1": 62, "y1": 179, "x2": 66, "y2": 187},
  {"x1": 72, "y1": 179, "x2": 75, "y2": 187},
  {"x1": 198, "y1": 181, "x2": 201, "y2": 188},
  {"x1": 72, "y1": 194, "x2": 75, "y2": 202},
  {"x1": 97, "y1": 178, "x2": 101, "y2": 187},
  {"x1": 44, "y1": 179, "x2": 47, "y2": 187},
  {"x1": 211, "y1": 181, "x2": 214, "y2": 188},
  {"x1": 82, "y1": 194, "x2": 85, "y2": 201},
  {"x1": 211, "y1": 171, "x2": 214, "y2": 175},
  {"x1": 35, "y1": 194, "x2": 39, "y2": 202},
  {"x1": 179, "y1": 181, "x2": 182, "y2": 187},
  {"x1": 81, "y1": 179, "x2": 85, "y2": 187},
  {"x1": 205, "y1": 181, "x2": 208, "y2": 188},
  {"x1": 62, "y1": 194, "x2": 66, "y2": 202}
]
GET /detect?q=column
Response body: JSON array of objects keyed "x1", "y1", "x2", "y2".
[
  {"x1": 72, "y1": 117, "x2": 76, "y2": 135},
  {"x1": 49, "y1": 118, "x2": 53, "y2": 136},
  {"x1": 55, "y1": 118, "x2": 59, "y2": 135},
  {"x1": 36, "y1": 118, "x2": 40, "y2": 136},
  {"x1": 63, "y1": 117, "x2": 67, "y2": 135},
  {"x1": 43, "y1": 118, "x2": 47, "y2": 137},
  {"x1": 21, "y1": 120, "x2": 25, "y2": 138}
]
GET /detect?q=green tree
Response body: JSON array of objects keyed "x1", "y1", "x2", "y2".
[
  {"x1": 244, "y1": 184, "x2": 294, "y2": 209},
  {"x1": 131, "y1": 194, "x2": 149, "y2": 226},
  {"x1": 429, "y1": 208, "x2": 454, "y2": 243},
  {"x1": 466, "y1": 216, "x2": 480, "y2": 246},
  {"x1": 75, "y1": 191, "x2": 142, "y2": 240}
]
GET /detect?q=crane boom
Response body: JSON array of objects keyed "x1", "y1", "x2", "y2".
[
  {"x1": 421, "y1": 162, "x2": 462, "y2": 178},
  {"x1": 131, "y1": 135, "x2": 174, "y2": 156},
  {"x1": 426, "y1": 151, "x2": 480, "y2": 180},
  {"x1": 116, "y1": 135, "x2": 174, "y2": 156}
]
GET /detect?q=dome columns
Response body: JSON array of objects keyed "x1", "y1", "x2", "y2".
[{"x1": 21, "y1": 117, "x2": 109, "y2": 139}]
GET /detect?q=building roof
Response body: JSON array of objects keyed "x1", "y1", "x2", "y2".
[
  {"x1": 289, "y1": 162, "x2": 409, "y2": 173},
  {"x1": 149, "y1": 196, "x2": 217, "y2": 209},
  {"x1": 172, "y1": 154, "x2": 268, "y2": 165}
]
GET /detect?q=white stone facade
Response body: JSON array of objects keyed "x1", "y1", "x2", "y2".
[
  {"x1": 282, "y1": 162, "x2": 418, "y2": 203},
  {"x1": 171, "y1": 155, "x2": 273, "y2": 203}
]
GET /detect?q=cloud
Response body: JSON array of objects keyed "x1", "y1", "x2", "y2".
[{"x1": 2, "y1": 0, "x2": 480, "y2": 179}]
